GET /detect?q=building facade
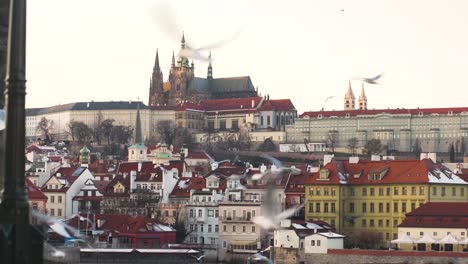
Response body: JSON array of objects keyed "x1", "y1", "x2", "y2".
[{"x1": 304, "y1": 158, "x2": 468, "y2": 245}]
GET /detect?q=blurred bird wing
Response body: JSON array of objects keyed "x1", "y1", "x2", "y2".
[
  {"x1": 251, "y1": 216, "x2": 277, "y2": 229},
  {"x1": 50, "y1": 222, "x2": 72, "y2": 238},
  {"x1": 274, "y1": 204, "x2": 304, "y2": 222}
]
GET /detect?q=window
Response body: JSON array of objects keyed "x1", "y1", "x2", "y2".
[
  {"x1": 58, "y1": 196, "x2": 62, "y2": 203},
  {"x1": 215, "y1": 225, "x2": 219, "y2": 232},
  {"x1": 370, "y1": 188, "x2": 375, "y2": 196},
  {"x1": 243, "y1": 226, "x2": 246, "y2": 233},
  {"x1": 190, "y1": 209, "x2": 194, "y2": 217},
  {"x1": 349, "y1": 202, "x2": 355, "y2": 213},
  {"x1": 379, "y1": 188, "x2": 384, "y2": 196},
  {"x1": 331, "y1": 188, "x2": 336, "y2": 196},
  {"x1": 393, "y1": 220, "x2": 398, "y2": 227},
  {"x1": 394, "y1": 202, "x2": 398, "y2": 213},
  {"x1": 362, "y1": 203, "x2": 367, "y2": 213},
  {"x1": 223, "y1": 241, "x2": 227, "y2": 249},
  {"x1": 370, "y1": 219, "x2": 375, "y2": 227},
  {"x1": 420, "y1": 186, "x2": 425, "y2": 195},
  {"x1": 311, "y1": 240, "x2": 315, "y2": 246},
  {"x1": 461, "y1": 188, "x2": 465, "y2": 197},
  {"x1": 378, "y1": 203, "x2": 383, "y2": 213},
  {"x1": 50, "y1": 196, "x2": 55, "y2": 203},
  {"x1": 223, "y1": 225, "x2": 226, "y2": 232},
  {"x1": 58, "y1": 209, "x2": 62, "y2": 216},
  {"x1": 432, "y1": 186, "x2": 437, "y2": 195},
  {"x1": 324, "y1": 187, "x2": 329, "y2": 196},
  {"x1": 315, "y1": 203, "x2": 321, "y2": 212},
  {"x1": 370, "y1": 203, "x2": 375, "y2": 213},
  {"x1": 393, "y1": 187, "x2": 399, "y2": 195},
  {"x1": 349, "y1": 188, "x2": 355, "y2": 196},
  {"x1": 331, "y1": 203, "x2": 336, "y2": 213},
  {"x1": 362, "y1": 219, "x2": 366, "y2": 227},
  {"x1": 208, "y1": 225, "x2": 212, "y2": 232},
  {"x1": 198, "y1": 209, "x2": 202, "y2": 217},
  {"x1": 441, "y1": 187, "x2": 446, "y2": 196},
  {"x1": 252, "y1": 226, "x2": 256, "y2": 233},
  {"x1": 317, "y1": 240, "x2": 321, "y2": 246},
  {"x1": 386, "y1": 187, "x2": 391, "y2": 196},
  {"x1": 194, "y1": 224, "x2": 198, "y2": 232},
  {"x1": 402, "y1": 187, "x2": 407, "y2": 195},
  {"x1": 219, "y1": 120, "x2": 226, "y2": 130},
  {"x1": 200, "y1": 225, "x2": 204, "y2": 232},
  {"x1": 362, "y1": 188, "x2": 367, "y2": 196},
  {"x1": 208, "y1": 210, "x2": 214, "y2": 217},
  {"x1": 386, "y1": 203, "x2": 390, "y2": 213},
  {"x1": 411, "y1": 202, "x2": 416, "y2": 211},
  {"x1": 386, "y1": 219, "x2": 390, "y2": 227},
  {"x1": 411, "y1": 187, "x2": 416, "y2": 195},
  {"x1": 215, "y1": 210, "x2": 219, "y2": 217},
  {"x1": 452, "y1": 187, "x2": 456, "y2": 196},
  {"x1": 402, "y1": 202, "x2": 407, "y2": 213},
  {"x1": 316, "y1": 188, "x2": 321, "y2": 195},
  {"x1": 331, "y1": 219, "x2": 335, "y2": 226},
  {"x1": 324, "y1": 203, "x2": 329, "y2": 213},
  {"x1": 309, "y1": 202, "x2": 313, "y2": 213},
  {"x1": 232, "y1": 226, "x2": 236, "y2": 232},
  {"x1": 50, "y1": 209, "x2": 54, "y2": 216},
  {"x1": 309, "y1": 188, "x2": 313, "y2": 196}
]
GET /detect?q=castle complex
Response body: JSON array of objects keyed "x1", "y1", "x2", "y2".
[{"x1": 148, "y1": 34, "x2": 258, "y2": 107}]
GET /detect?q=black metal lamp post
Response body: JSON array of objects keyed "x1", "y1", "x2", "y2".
[{"x1": 0, "y1": 0, "x2": 43, "y2": 263}]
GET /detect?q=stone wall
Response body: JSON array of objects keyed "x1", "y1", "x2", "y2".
[{"x1": 274, "y1": 248, "x2": 468, "y2": 264}]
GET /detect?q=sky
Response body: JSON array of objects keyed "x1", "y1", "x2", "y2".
[{"x1": 25, "y1": 0, "x2": 468, "y2": 114}]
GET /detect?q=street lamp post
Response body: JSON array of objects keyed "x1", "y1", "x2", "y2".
[{"x1": 0, "y1": 0, "x2": 43, "y2": 263}]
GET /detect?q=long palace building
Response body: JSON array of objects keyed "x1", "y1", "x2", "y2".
[{"x1": 286, "y1": 82, "x2": 468, "y2": 154}]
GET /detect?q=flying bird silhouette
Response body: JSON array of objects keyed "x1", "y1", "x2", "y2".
[
  {"x1": 149, "y1": 2, "x2": 242, "y2": 61},
  {"x1": 261, "y1": 154, "x2": 301, "y2": 175},
  {"x1": 325, "y1": 96, "x2": 335, "y2": 103},
  {"x1": 31, "y1": 210, "x2": 82, "y2": 239},
  {"x1": 190, "y1": 254, "x2": 206, "y2": 262},
  {"x1": 250, "y1": 253, "x2": 273, "y2": 264},
  {"x1": 355, "y1": 73, "x2": 385, "y2": 84}
]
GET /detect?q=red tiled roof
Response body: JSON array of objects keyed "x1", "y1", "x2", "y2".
[
  {"x1": 399, "y1": 202, "x2": 468, "y2": 228},
  {"x1": 306, "y1": 159, "x2": 445, "y2": 185},
  {"x1": 93, "y1": 180, "x2": 111, "y2": 194},
  {"x1": 300, "y1": 107, "x2": 468, "y2": 118},
  {"x1": 186, "y1": 152, "x2": 210, "y2": 160},
  {"x1": 26, "y1": 178, "x2": 47, "y2": 201},
  {"x1": 170, "y1": 177, "x2": 206, "y2": 198},
  {"x1": 200, "y1": 97, "x2": 262, "y2": 111},
  {"x1": 258, "y1": 99, "x2": 296, "y2": 111}
]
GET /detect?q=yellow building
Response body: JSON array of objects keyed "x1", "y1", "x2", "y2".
[{"x1": 305, "y1": 157, "x2": 468, "y2": 245}]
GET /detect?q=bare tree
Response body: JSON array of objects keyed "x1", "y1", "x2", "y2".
[
  {"x1": 155, "y1": 120, "x2": 175, "y2": 144},
  {"x1": 99, "y1": 118, "x2": 115, "y2": 145},
  {"x1": 364, "y1": 138, "x2": 382, "y2": 156},
  {"x1": 327, "y1": 133, "x2": 338, "y2": 154},
  {"x1": 111, "y1": 125, "x2": 133, "y2": 144},
  {"x1": 36, "y1": 117, "x2": 54, "y2": 144},
  {"x1": 71, "y1": 121, "x2": 93, "y2": 143},
  {"x1": 347, "y1": 137, "x2": 359, "y2": 156}
]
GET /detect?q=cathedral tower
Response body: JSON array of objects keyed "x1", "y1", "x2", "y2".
[
  {"x1": 358, "y1": 83, "x2": 367, "y2": 110},
  {"x1": 148, "y1": 49, "x2": 164, "y2": 107},
  {"x1": 344, "y1": 81, "x2": 355, "y2": 110}
]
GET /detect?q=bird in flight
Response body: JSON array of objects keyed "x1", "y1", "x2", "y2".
[
  {"x1": 325, "y1": 96, "x2": 335, "y2": 103},
  {"x1": 355, "y1": 72, "x2": 385, "y2": 84},
  {"x1": 190, "y1": 255, "x2": 206, "y2": 262},
  {"x1": 252, "y1": 204, "x2": 304, "y2": 230}
]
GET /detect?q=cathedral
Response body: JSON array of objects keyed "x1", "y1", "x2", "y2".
[{"x1": 148, "y1": 34, "x2": 258, "y2": 107}]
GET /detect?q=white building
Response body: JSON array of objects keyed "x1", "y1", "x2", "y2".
[{"x1": 304, "y1": 232, "x2": 345, "y2": 254}]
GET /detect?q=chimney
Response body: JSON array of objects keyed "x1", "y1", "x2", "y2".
[
  {"x1": 138, "y1": 162, "x2": 142, "y2": 172},
  {"x1": 251, "y1": 99, "x2": 255, "y2": 108},
  {"x1": 130, "y1": 170, "x2": 137, "y2": 191}
]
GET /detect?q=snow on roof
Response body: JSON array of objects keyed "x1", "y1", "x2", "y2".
[
  {"x1": 292, "y1": 223, "x2": 307, "y2": 229},
  {"x1": 305, "y1": 223, "x2": 323, "y2": 229},
  {"x1": 428, "y1": 169, "x2": 467, "y2": 184},
  {"x1": 153, "y1": 224, "x2": 175, "y2": 232},
  {"x1": 317, "y1": 232, "x2": 345, "y2": 238}
]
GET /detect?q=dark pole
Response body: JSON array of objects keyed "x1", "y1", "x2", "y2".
[{"x1": 0, "y1": 0, "x2": 41, "y2": 264}]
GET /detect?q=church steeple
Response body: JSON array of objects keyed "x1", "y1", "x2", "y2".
[
  {"x1": 171, "y1": 51, "x2": 175, "y2": 67},
  {"x1": 358, "y1": 82, "x2": 368, "y2": 110},
  {"x1": 207, "y1": 51, "x2": 213, "y2": 79},
  {"x1": 181, "y1": 31, "x2": 186, "y2": 48},
  {"x1": 344, "y1": 81, "x2": 356, "y2": 110},
  {"x1": 135, "y1": 102, "x2": 142, "y2": 144},
  {"x1": 148, "y1": 49, "x2": 164, "y2": 106}
]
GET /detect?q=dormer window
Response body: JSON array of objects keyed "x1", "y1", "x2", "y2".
[
  {"x1": 318, "y1": 169, "x2": 330, "y2": 181},
  {"x1": 353, "y1": 172, "x2": 361, "y2": 178},
  {"x1": 368, "y1": 167, "x2": 389, "y2": 181}
]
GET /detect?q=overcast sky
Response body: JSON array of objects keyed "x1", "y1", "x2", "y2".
[{"x1": 25, "y1": 0, "x2": 468, "y2": 113}]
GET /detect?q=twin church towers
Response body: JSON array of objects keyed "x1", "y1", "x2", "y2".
[{"x1": 344, "y1": 81, "x2": 367, "y2": 111}]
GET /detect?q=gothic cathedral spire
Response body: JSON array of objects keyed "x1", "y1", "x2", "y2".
[
  {"x1": 358, "y1": 82, "x2": 368, "y2": 110},
  {"x1": 344, "y1": 80, "x2": 355, "y2": 110},
  {"x1": 207, "y1": 51, "x2": 213, "y2": 79},
  {"x1": 148, "y1": 49, "x2": 164, "y2": 106},
  {"x1": 171, "y1": 51, "x2": 176, "y2": 67},
  {"x1": 135, "y1": 102, "x2": 142, "y2": 144}
]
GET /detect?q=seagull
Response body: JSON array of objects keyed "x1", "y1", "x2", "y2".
[
  {"x1": 261, "y1": 154, "x2": 302, "y2": 175},
  {"x1": 250, "y1": 253, "x2": 273, "y2": 264},
  {"x1": 251, "y1": 204, "x2": 304, "y2": 230},
  {"x1": 340, "y1": 8, "x2": 344, "y2": 11},
  {"x1": 149, "y1": 2, "x2": 242, "y2": 61},
  {"x1": 355, "y1": 72, "x2": 385, "y2": 85},
  {"x1": 31, "y1": 210, "x2": 82, "y2": 239},
  {"x1": 190, "y1": 255, "x2": 205, "y2": 262},
  {"x1": 325, "y1": 96, "x2": 335, "y2": 103}
]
